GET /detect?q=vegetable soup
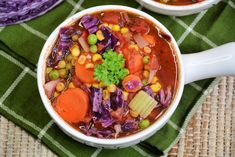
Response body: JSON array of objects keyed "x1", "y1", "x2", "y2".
[{"x1": 44, "y1": 10, "x2": 178, "y2": 138}]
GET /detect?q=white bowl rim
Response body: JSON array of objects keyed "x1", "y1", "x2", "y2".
[
  {"x1": 37, "y1": 5, "x2": 184, "y2": 146},
  {"x1": 138, "y1": 0, "x2": 217, "y2": 11}
]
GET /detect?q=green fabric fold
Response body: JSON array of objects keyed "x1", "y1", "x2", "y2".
[{"x1": 0, "y1": 0, "x2": 235, "y2": 156}]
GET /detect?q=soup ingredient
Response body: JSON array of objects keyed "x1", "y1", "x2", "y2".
[
  {"x1": 143, "y1": 85, "x2": 155, "y2": 98},
  {"x1": 130, "y1": 110, "x2": 139, "y2": 118},
  {"x1": 159, "y1": 86, "x2": 172, "y2": 107},
  {"x1": 150, "y1": 83, "x2": 161, "y2": 93},
  {"x1": 56, "y1": 82, "x2": 65, "y2": 92},
  {"x1": 123, "y1": 48, "x2": 143, "y2": 74},
  {"x1": 94, "y1": 50, "x2": 128, "y2": 85},
  {"x1": 121, "y1": 120, "x2": 138, "y2": 132},
  {"x1": 57, "y1": 60, "x2": 66, "y2": 69},
  {"x1": 44, "y1": 79, "x2": 61, "y2": 98},
  {"x1": 110, "y1": 88, "x2": 125, "y2": 111},
  {"x1": 81, "y1": 15, "x2": 99, "y2": 34},
  {"x1": 75, "y1": 60, "x2": 97, "y2": 83},
  {"x1": 55, "y1": 88, "x2": 89, "y2": 123},
  {"x1": 97, "y1": 26, "x2": 119, "y2": 53},
  {"x1": 92, "y1": 54, "x2": 102, "y2": 62},
  {"x1": 78, "y1": 36, "x2": 90, "y2": 53},
  {"x1": 70, "y1": 45, "x2": 80, "y2": 57},
  {"x1": 122, "y1": 75, "x2": 142, "y2": 93},
  {"x1": 96, "y1": 30, "x2": 105, "y2": 41},
  {"x1": 139, "y1": 119, "x2": 150, "y2": 129},
  {"x1": 88, "y1": 34, "x2": 98, "y2": 45},
  {"x1": 78, "y1": 55, "x2": 86, "y2": 65},
  {"x1": 49, "y1": 70, "x2": 59, "y2": 80},
  {"x1": 128, "y1": 91, "x2": 157, "y2": 118},
  {"x1": 143, "y1": 56, "x2": 150, "y2": 64},
  {"x1": 143, "y1": 35, "x2": 155, "y2": 46},
  {"x1": 133, "y1": 34, "x2": 149, "y2": 48},
  {"x1": 91, "y1": 88, "x2": 102, "y2": 112},
  {"x1": 107, "y1": 84, "x2": 117, "y2": 93},
  {"x1": 90, "y1": 45, "x2": 98, "y2": 53}
]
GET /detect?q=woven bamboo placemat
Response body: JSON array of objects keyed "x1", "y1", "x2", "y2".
[{"x1": 0, "y1": 77, "x2": 234, "y2": 157}]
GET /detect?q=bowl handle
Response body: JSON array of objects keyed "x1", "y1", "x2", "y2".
[{"x1": 182, "y1": 42, "x2": 235, "y2": 84}]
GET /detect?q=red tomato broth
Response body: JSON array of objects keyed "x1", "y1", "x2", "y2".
[{"x1": 44, "y1": 10, "x2": 178, "y2": 139}]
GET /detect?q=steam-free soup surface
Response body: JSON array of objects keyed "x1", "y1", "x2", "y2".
[{"x1": 44, "y1": 10, "x2": 178, "y2": 138}]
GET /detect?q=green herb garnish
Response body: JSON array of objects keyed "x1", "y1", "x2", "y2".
[{"x1": 94, "y1": 50, "x2": 129, "y2": 86}]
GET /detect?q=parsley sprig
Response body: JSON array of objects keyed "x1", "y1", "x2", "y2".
[{"x1": 94, "y1": 50, "x2": 129, "y2": 86}]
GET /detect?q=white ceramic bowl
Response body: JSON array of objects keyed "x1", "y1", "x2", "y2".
[
  {"x1": 136, "y1": 0, "x2": 221, "y2": 16},
  {"x1": 37, "y1": 5, "x2": 235, "y2": 149}
]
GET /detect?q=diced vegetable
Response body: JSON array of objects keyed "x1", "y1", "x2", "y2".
[
  {"x1": 112, "y1": 25, "x2": 120, "y2": 31},
  {"x1": 68, "y1": 82, "x2": 75, "y2": 88},
  {"x1": 49, "y1": 70, "x2": 59, "y2": 80},
  {"x1": 70, "y1": 45, "x2": 80, "y2": 57},
  {"x1": 133, "y1": 33, "x2": 149, "y2": 48},
  {"x1": 90, "y1": 45, "x2": 98, "y2": 53},
  {"x1": 56, "y1": 82, "x2": 65, "y2": 92},
  {"x1": 78, "y1": 55, "x2": 86, "y2": 65},
  {"x1": 88, "y1": 34, "x2": 98, "y2": 45},
  {"x1": 143, "y1": 70, "x2": 149, "y2": 78},
  {"x1": 143, "y1": 35, "x2": 155, "y2": 46},
  {"x1": 66, "y1": 54, "x2": 73, "y2": 62},
  {"x1": 130, "y1": 110, "x2": 139, "y2": 118},
  {"x1": 78, "y1": 35, "x2": 90, "y2": 53},
  {"x1": 57, "y1": 60, "x2": 66, "y2": 69},
  {"x1": 122, "y1": 75, "x2": 142, "y2": 93},
  {"x1": 107, "y1": 84, "x2": 117, "y2": 93},
  {"x1": 80, "y1": 15, "x2": 99, "y2": 34},
  {"x1": 128, "y1": 90, "x2": 157, "y2": 118},
  {"x1": 55, "y1": 88, "x2": 89, "y2": 123},
  {"x1": 143, "y1": 46, "x2": 151, "y2": 54},
  {"x1": 92, "y1": 54, "x2": 102, "y2": 62},
  {"x1": 139, "y1": 119, "x2": 150, "y2": 129},
  {"x1": 44, "y1": 79, "x2": 61, "y2": 98},
  {"x1": 96, "y1": 30, "x2": 105, "y2": 41},
  {"x1": 143, "y1": 56, "x2": 150, "y2": 64},
  {"x1": 150, "y1": 83, "x2": 161, "y2": 93},
  {"x1": 85, "y1": 63, "x2": 94, "y2": 69},
  {"x1": 121, "y1": 27, "x2": 129, "y2": 34},
  {"x1": 58, "y1": 69, "x2": 68, "y2": 78}
]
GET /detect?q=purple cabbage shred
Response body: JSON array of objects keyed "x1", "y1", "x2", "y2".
[
  {"x1": 110, "y1": 88, "x2": 124, "y2": 111},
  {"x1": 80, "y1": 15, "x2": 99, "y2": 34},
  {"x1": 159, "y1": 86, "x2": 172, "y2": 108},
  {"x1": 121, "y1": 119, "x2": 138, "y2": 132}
]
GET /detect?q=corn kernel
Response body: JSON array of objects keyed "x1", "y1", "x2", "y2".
[
  {"x1": 66, "y1": 63, "x2": 72, "y2": 70},
  {"x1": 72, "y1": 34, "x2": 79, "y2": 41},
  {"x1": 121, "y1": 27, "x2": 129, "y2": 34},
  {"x1": 57, "y1": 60, "x2": 66, "y2": 69},
  {"x1": 99, "y1": 81, "x2": 105, "y2": 88},
  {"x1": 66, "y1": 54, "x2": 73, "y2": 62},
  {"x1": 103, "y1": 23, "x2": 108, "y2": 27},
  {"x1": 108, "y1": 24, "x2": 113, "y2": 30},
  {"x1": 112, "y1": 25, "x2": 120, "y2": 31},
  {"x1": 78, "y1": 55, "x2": 86, "y2": 65},
  {"x1": 151, "y1": 76, "x2": 158, "y2": 84},
  {"x1": 92, "y1": 54, "x2": 102, "y2": 62},
  {"x1": 129, "y1": 44, "x2": 139, "y2": 51},
  {"x1": 122, "y1": 91, "x2": 129, "y2": 101},
  {"x1": 143, "y1": 70, "x2": 149, "y2": 78},
  {"x1": 56, "y1": 82, "x2": 65, "y2": 92},
  {"x1": 107, "y1": 84, "x2": 116, "y2": 93},
  {"x1": 103, "y1": 89, "x2": 110, "y2": 100},
  {"x1": 68, "y1": 82, "x2": 75, "y2": 88},
  {"x1": 85, "y1": 63, "x2": 94, "y2": 69},
  {"x1": 130, "y1": 110, "x2": 139, "y2": 118},
  {"x1": 46, "y1": 67, "x2": 52, "y2": 74},
  {"x1": 85, "y1": 83, "x2": 91, "y2": 88},
  {"x1": 96, "y1": 30, "x2": 105, "y2": 41},
  {"x1": 143, "y1": 46, "x2": 151, "y2": 54},
  {"x1": 150, "y1": 83, "x2": 161, "y2": 93},
  {"x1": 53, "y1": 91, "x2": 60, "y2": 98},
  {"x1": 70, "y1": 45, "x2": 80, "y2": 57},
  {"x1": 92, "y1": 83, "x2": 100, "y2": 88}
]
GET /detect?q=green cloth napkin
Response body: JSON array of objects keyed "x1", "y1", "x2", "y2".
[{"x1": 0, "y1": 0, "x2": 235, "y2": 156}]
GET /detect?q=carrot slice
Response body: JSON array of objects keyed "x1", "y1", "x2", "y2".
[
  {"x1": 122, "y1": 74, "x2": 142, "y2": 93},
  {"x1": 75, "y1": 60, "x2": 97, "y2": 84},
  {"x1": 55, "y1": 88, "x2": 89, "y2": 123}
]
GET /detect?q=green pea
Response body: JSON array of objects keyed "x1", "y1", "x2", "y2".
[
  {"x1": 139, "y1": 119, "x2": 150, "y2": 129},
  {"x1": 88, "y1": 34, "x2": 98, "y2": 45},
  {"x1": 49, "y1": 70, "x2": 59, "y2": 80},
  {"x1": 143, "y1": 56, "x2": 150, "y2": 64},
  {"x1": 142, "y1": 79, "x2": 148, "y2": 85},
  {"x1": 90, "y1": 45, "x2": 98, "y2": 53},
  {"x1": 58, "y1": 69, "x2": 68, "y2": 78}
]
